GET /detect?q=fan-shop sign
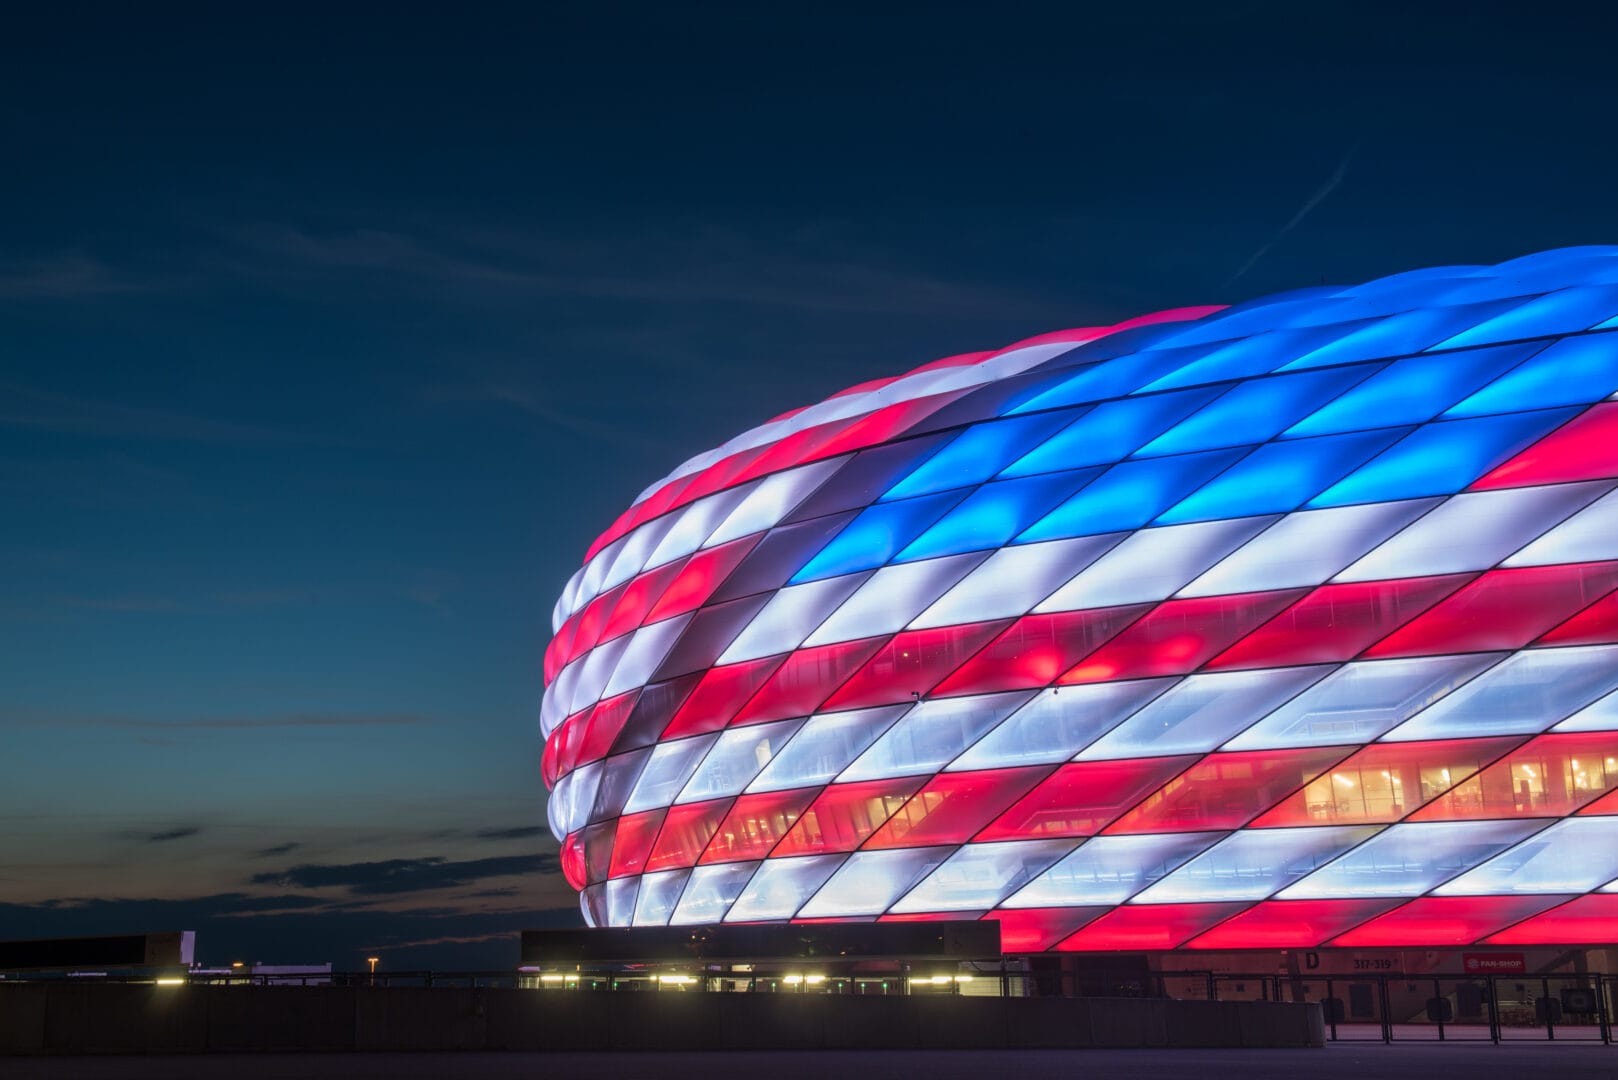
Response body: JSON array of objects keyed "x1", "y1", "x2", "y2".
[{"x1": 1462, "y1": 953, "x2": 1526, "y2": 974}]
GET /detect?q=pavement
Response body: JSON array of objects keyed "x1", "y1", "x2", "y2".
[{"x1": 5, "y1": 1044, "x2": 1617, "y2": 1080}]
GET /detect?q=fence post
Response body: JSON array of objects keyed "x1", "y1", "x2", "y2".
[
  {"x1": 1488, "y1": 975, "x2": 1500, "y2": 1044},
  {"x1": 1379, "y1": 976, "x2": 1392, "y2": 1043}
]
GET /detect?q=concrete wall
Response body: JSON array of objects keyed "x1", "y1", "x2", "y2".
[{"x1": 0, "y1": 984, "x2": 1324, "y2": 1054}]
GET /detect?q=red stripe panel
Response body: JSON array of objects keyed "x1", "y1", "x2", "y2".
[
  {"x1": 1579, "y1": 787, "x2": 1618, "y2": 816},
  {"x1": 730, "y1": 637, "x2": 887, "y2": 726},
  {"x1": 644, "y1": 798, "x2": 734, "y2": 873},
  {"x1": 1327, "y1": 895, "x2": 1571, "y2": 947},
  {"x1": 861, "y1": 767, "x2": 1053, "y2": 849},
  {"x1": 671, "y1": 444, "x2": 774, "y2": 510},
  {"x1": 1056, "y1": 902, "x2": 1249, "y2": 952},
  {"x1": 1409, "y1": 732, "x2": 1618, "y2": 822},
  {"x1": 560, "y1": 579, "x2": 630, "y2": 677},
  {"x1": 572, "y1": 689, "x2": 642, "y2": 769},
  {"x1": 725, "y1": 416, "x2": 859, "y2": 486},
  {"x1": 1184, "y1": 899, "x2": 1403, "y2": 950},
  {"x1": 984, "y1": 908, "x2": 1108, "y2": 953},
  {"x1": 1204, "y1": 575, "x2": 1474, "y2": 671},
  {"x1": 974, "y1": 757, "x2": 1200, "y2": 841},
  {"x1": 661, "y1": 655, "x2": 787, "y2": 740},
  {"x1": 560, "y1": 831, "x2": 588, "y2": 891},
  {"x1": 608, "y1": 672, "x2": 703, "y2": 756},
  {"x1": 930, "y1": 607, "x2": 1153, "y2": 697},
  {"x1": 1484, "y1": 894, "x2": 1618, "y2": 945},
  {"x1": 1060, "y1": 590, "x2": 1307, "y2": 685},
  {"x1": 1363, "y1": 562, "x2": 1618, "y2": 659},
  {"x1": 1104, "y1": 746, "x2": 1354, "y2": 834},
  {"x1": 1537, "y1": 589, "x2": 1618, "y2": 647},
  {"x1": 699, "y1": 787, "x2": 820, "y2": 864},
  {"x1": 1472, "y1": 401, "x2": 1618, "y2": 490},
  {"x1": 799, "y1": 390, "x2": 969, "y2": 463},
  {"x1": 821, "y1": 622, "x2": 1014, "y2": 710},
  {"x1": 645, "y1": 534, "x2": 762, "y2": 623},
  {"x1": 581, "y1": 820, "x2": 616, "y2": 885},
  {"x1": 1248, "y1": 737, "x2": 1526, "y2": 828},
  {"x1": 878, "y1": 911, "x2": 986, "y2": 922},
  {"x1": 771, "y1": 777, "x2": 929, "y2": 856},
  {"x1": 598, "y1": 556, "x2": 692, "y2": 644},
  {"x1": 608, "y1": 808, "x2": 665, "y2": 879},
  {"x1": 541, "y1": 717, "x2": 574, "y2": 788}
]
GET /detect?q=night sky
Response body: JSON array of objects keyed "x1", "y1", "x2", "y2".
[{"x1": 3, "y1": 3, "x2": 1617, "y2": 971}]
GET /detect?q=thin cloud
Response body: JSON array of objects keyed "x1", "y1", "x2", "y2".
[
  {"x1": 1226, "y1": 144, "x2": 1360, "y2": 288},
  {"x1": 0, "y1": 254, "x2": 156, "y2": 301},
  {"x1": 250, "y1": 853, "x2": 556, "y2": 896},
  {"x1": 6, "y1": 709, "x2": 432, "y2": 731},
  {"x1": 473, "y1": 826, "x2": 546, "y2": 841},
  {"x1": 125, "y1": 825, "x2": 204, "y2": 844},
  {"x1": 0, "y1": 381, "x2": 328, "y2": 446},
  {"x1": 253, "y1": 842, "x2": 303, "y2": 858}
]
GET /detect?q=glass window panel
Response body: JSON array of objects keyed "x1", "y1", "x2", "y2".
[
  {"x1": 1474, "y1": 401, "x2": 1618, "y2": 491},
  {"x1": 609, "y1": 807, "x2": 665, "y2": 879},
  {"x1": 1277, "y1": 820, "x2": 1552, "y2": 899},
  {"x1": 700, "y1": 788, "x2": 819, "y2": 864},
  {"x1": 746, "y1": 705, "x2": 908, "y2": 792},
  {"x1": 1057, "y1": 901, "x2": 1252, "y2": 951},
  {"x1": 603, "y1": 877, "x2": 639, "y2": 927},
  {"x1": 724, "y1": 854, "x2": 848, "y2": 922},
  {"x1": 623, "y1": 735, "x2": 720, "y2": 813},
  {"x1": 1006, "y1": 347, "x2": 1207, "y2": 415},
  {"x1": 645, "y1": 798, "x2": 732, "y2": 872},
  {"x1": 796, "y1": 847, "x2": 955, "y2": 918},
  {"x1": 1435, "y1": 817, "x2": 1618, "y2": 895},
  {"x1": 1002, "y1": 834, "x2": 1221, "y2": 908},
  {"x1": 1017, "y1": 448, "x2": 1251, "y2": 541},
  {"x1": 1447, "y1": 332, "x2": 1618, "y2": 418},
  {"x1": 929, "y1": 607, "x2": 1149, "y2": 698},
  {"x1": 821, "y1": 621, "x2": 1011, "y2": 710},
  {"x1": 1138, "y1": 323, "x2": 1375, "y2": 392},
  {"x1": 1105, "y1": 746, "x2": 1352, "y2": 833},
  {"x1": 716, "y1": 572, "x2": 870, "y2": 664},
  {"x1": 1504, "y1": 487, "x2": 1618, "y2": 567},
  {"x1": 1223, "y1": 654, "x2": 1503, "y2": 751},
  {"x1": 1481, "y1": 894, "x2": 1618, "y2": 946},
  {"x1": 645, "y1": 484, "x2": 755, "y2": 571},
  {"x1": 803, "y1": 552, "x2": 987, "y2": 647},
  {"x1": 1139, "y1": 367, "x2": 1377, "y2": 456},
  {"x1": 976, "y1": 756, "x2": 1199, "y2": 841},
  {"x1": 1184, "y1": 501, "x2": 1436, "y2": 595},
  {"x1": 790, "y1": 489, "x2": 970, "y2": 584},
  {"x1": 1383, "y1": 644, "x2": 1618, "y2": 742},
  {"x1": 564, "y1": 633, "x2": 631, "y2": 717},
  {"x1": 772, "y1": 776, "x2": 929, "y2": 856},
  {"x1": 660, "y1": 655, "x2": 783, "y2": 741},
  {"x1": 632, "y1": 869, "x2": 690, "y2": 927},
  {"x1": 1000, "y1": 386, "x2": 1223, "y2": 474},
  {"x1": 882, "y1": 411, "x2": 1078, "y2": 500},
  {"x1": 1309, "y1": 409, "x2": 1579, "y2": 507},
  {"x1": 1331, "y1": 895, "x2": 1569, "y2": 948},
  {"x1": 709, "y1": 512, "x2": 859, "y2": 604},
  {"x1": 1542, "y1": 590, "x2": 1618, "y2": 648},
  {"x1": 910, "y1": 534, "x2": 1125, "y2": 628},
  {"x1": 1335, "y1": 483, "x2": 1608, "y2": 581},
  {"x1": 1134, "y1": 826, "x2": 1382, "y2": 903},
  {"x1": 1412, "y1": 731, "x2": 1618, "y2": 821},
  {"x1": 547, "y1": 758, "x2": 601, "y2": 839},
  {"x1": 1036, "y1": 517, "x2": 1277, "y2": 611},
  {"x1": 1076, "y1": 667, "x2": 1332, "y2": 761},
  {"x1": 669, "y1": 862, "x2": 759, "y2": 924},
  {"x1": 651, "y1": 596, "x2": 772, "y2": 684},
  {"x1": 838, "y1": 692, "x2": 1033, "y2": 782},
  {"x1": 704, "y1": 458, "x2": 845, "y2": 547},
  {"x1": 1556, "y1": 689, "x2": 1618, "y2": 733},
  {"x1": 1285, "y1": 342, "x2": 1545, "y2": 437},
  {"x1": 589, "y1": 746, "x2": 654, "y2": 824},
  {"x1": 890, "y1": 839, "x2": 1079, "y2": 913},
  {"x1": 947, "y1": 679, "x2": 1176, "y2": 771},
  {"x1": 646, "y1": 535, "x2": 761, "y2": 625},
  {"x1": 783, "y1": 437, "x2": 951, "y2": 524},
  {"x1": 730, "y1": 637, "x2": 887, "y2": 726},
  {"x1": 1186, "y1": 898, "x2": 1405, "y2": 950},
  {"x1": 1061, "y1": 590, "x2": 1306, "y2": 686},
  {"x1": 1279, "y1": 298, "x2": 1534, "y2": 371},
  {"x1": 896, "y1": 469, "x2": 1100, "y2": 561},
  {"x1": 862, "y1": 767, "x2": 1051, "y2": 849},
  {"x1": 1435, "y1": 286, "x2": 1618, "y2": 350},
  {"x1": 602, "y1": 613, "x2": 692, "y2": 699},
  {"x1": 676, "y1": 719, "x2": 805, "y2": 804}
]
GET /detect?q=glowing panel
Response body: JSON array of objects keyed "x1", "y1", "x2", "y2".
[
  {"x1": 1278, "y1": 819, "x2": 1550, "y2": 898},
  {"x1": 725, "y1": 855, "x2": 847, "y2": 922},
  {"x1": 1037, "y1": 517, "x2": 1278, "y2": 612},
  {"x1": 910, "y1": 534, "x2": 1125, "y2": 628},
  {"x1": 670, "y1": 862, "x2": 759, "y2": 924},
  {"x1": 1434, "y1": 817, "x2": 1618, "y2": 894},
  {"x1": 797, "y1": 847, "x2": 954, "y2": 918},
  {"x1": 1018, "y1": 448, "x2": 1251, "y2": 540},
  {"x1": 1383, "y1": 644, "x2": 1618, "y2": 742},
  {"x1": 837, "y1": 693, "x2": 1032, "y2": 782},
  {"x1": 675, "y1": 718, "x2": 803, "y2": 804},
  {"x1": 946, "y1": 679, "x2": 1175, "y2": 770},
  {"x1": 1133, "y1": 826, "x2": 1381, "y2": 903},
  {"x1": 746, "y1": 705, "x2": 907, "y2": 793},
  {"x1": 1473, "y1": 402, "x2": 1618, "y2": 489},
  {"x1": 889, "y1": 839, "x2": 1078, "y2": 913},
  {"x1": 1328, "y1": 895, "x2": 1570, "y2": 947},
  {"x1": 1103, "y1": 746, "x2": 1352, "y2": 834},
  {"x1": 1056, "y1": 902, "x2": 1249, "y2": 951},
  {"x1": 1002, "y1": 834, "x2": 1222, "y2": 908},
  {"x1": 1483, "y1": 894, "x2": 1618, "y2": 946},
  {"x1": 1184, "y1": 898, "x2": 1402, "y2": 950},
  {"x1": 802, "y1": 552, "x2": 986, "y2": 647},
  {"x1": 716, "y1": 573, "x2": 871, "y2": 664},
  {"x1": 1001, "y1": 387, "x2": 1219, "y2": 473}
]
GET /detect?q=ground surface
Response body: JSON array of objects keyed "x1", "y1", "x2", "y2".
[{"x1": 6, "y1": 1044, "x2": 1617, "y2": 1079}]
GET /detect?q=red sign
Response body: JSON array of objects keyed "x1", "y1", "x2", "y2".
[{"x1": 1462, "y1": 952, "x2": 1526, "y2": 974}]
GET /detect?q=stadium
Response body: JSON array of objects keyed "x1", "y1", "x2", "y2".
[{"x1": 539, "y1": 245, "x2": 1618, "y2": 964}]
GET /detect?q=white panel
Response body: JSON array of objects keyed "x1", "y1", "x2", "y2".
[
  {"x1": 1383, "y1": 644, "x2": 1618, "y2": 742},
  {"x1": 566, "y1": 634, "x2": 632, "y2": 716},
  {"x1": 546, "y1": 759, "x2": 604, "y2": 839},
  {"x1": 600, "y1": 514, "x2": 675, "y2": 595},
  {"x1": 796, "y1": 847, "x2": 954, "y2": 918},
  {"x1": 1223, "y1": 654, "x2": 1504, "y2": 751},
  {"x1": 837, "y1": 692, "x2": 1034, "y2": 782},
  {"x1": 1335, "y1": 483, "x2": 1609, "y2": 582},
  {"x1": 602, "y1": 613, "x2": 693, "y2": 699},
  {"x1": 1504, "y1": 486, "x2": 1618, "y2": 566},
  {"x1": 1076, "y1": 667, "x2": 1333, "y2": 761},
  {"x1": 604, "y1": 877, "x2": 640, "y2": 927},
  {"x1": 670, "y1": 862, "x2": 760, "y2": 924},
  {"x1": 1555, "y1": 688, "x2": 1618, "y2": 732},
  {"x1": 946, "y1": 679, "x2": 1176, "y2": 771},
  {"x1": 746, "y1": 706, "x2": 909, "y2": 793},
  {"x1": 1036, "y1": 517, "x2": 1278, "y2": 612},
  {"x1": 706, "y1": 458, "x2": 847, "y2": 548},
  {"x1": 1001, "y1": 834, "x2": 1223, "y2": 908},
  {"x1": 1277, "y1": 819, "x2": 1551, "y2": 898},
  {"x1": 1434, "y1": 818, "x2": 1618, "y2": 895},
  {"x1": 676, "y1": 718, "x2": 805, "y2": 804},
  {"x1": 623, "y1": 735, "x2": 720, "y2": 813},
  {"x1": 717, "y1": 572, "x2": 871, "y2": 664},
  {"x1": 644, "y1": 485, "x2": 755, "y2": 571},
  {"x1": 1132, "y1": 826, "x2": 1382, "y2": 903},
  {"x1": 589, "y1": 746, "x2": 654, "y2": 823},
  {"x1": 804, "y1": 553, "x2": 987, "y2": 647},
  {"x1": 579, "y1": 531, "x2": 625, "y2": 605},
  {"x1": 632, "y1": 869, "x2": 690, "y2": 926},
  {"x1": 1180, "y1": 500, "x2": 1440, "y2": 597},
  {"x1": 909, "y1": 534, "x2": 1125, "y2": 629},
  {"x1": 888, "y1": 839, "x2": 1079, "y2": 913},
  {"x1": 724, "y1": 854, "x2": 848, "y2": 922}
]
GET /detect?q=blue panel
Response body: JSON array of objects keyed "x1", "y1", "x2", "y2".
[
  {"x1": 790, "y1": 488, "x2": 969, "y2": 583},
  {"x1": 1139, "y1": 323, "x2": 1373, "y2": 393},
  {"x1": 1000, "y1": 386, "x2": 1223, "y2": 476},
  {"x1": 1286, "y1": 342, "x2": 1545, "y2": 437},
  {"x1": 1435, "y1": 285, "x2": 1618, "y2": 349},
  {"x1": 882, "y1": 411, "x2": 1079, "y2": 501},
  {"x1": 1155, "y1": 428, "x2": 1407, "y2": 524},
  {"x1": 1016, "y1": 448, "x2": 1250, "y2": 542},
  {"x1": 1279, "y1": 297, "x2": 1531, "y2": 371},
  {"x1": 1137, "y1": 366, "x2": 1379, "y2": 456},
  {"x1": 1005, "y1": 347, "x2": 1209, "y2": 415},
  {"x1": 895, "y1": 469, "x2": 1100, "y2": 562},
  {"x1": 1307, "y1": 408, "x2": 1581, "y2": 508},
  {"x1": 1445, "y1": 331, "x2": 1618, "y2": 417}
]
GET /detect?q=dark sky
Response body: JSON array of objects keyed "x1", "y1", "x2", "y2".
[{"x1": 3, "y1": 3, "x2": 1616, "y2": 970}]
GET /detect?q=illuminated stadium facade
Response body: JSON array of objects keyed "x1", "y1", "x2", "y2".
[{"x1": 540, "y1": 246, "x2": 1618, "y2": 960}]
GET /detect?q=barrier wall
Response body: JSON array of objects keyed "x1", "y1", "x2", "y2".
[{"x1": 0, "y1": 984, "x2": 1322, "y2": 1054}]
